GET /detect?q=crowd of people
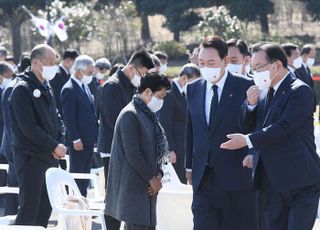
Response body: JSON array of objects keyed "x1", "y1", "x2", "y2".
[{"x1": 0, "y1": 34, "x2": 319, "y2": 230}]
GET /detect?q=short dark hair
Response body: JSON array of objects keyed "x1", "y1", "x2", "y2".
[
  {"x1": 226, "y1": 38, "x2": 249, "y2": 56},
  {"x1": 301, "y1": 44, "x2": 315, "y2": 55},
  {"x1": 63, "y1": 49, "x2": 80, "y2": 60},
  {"x1": 201, "y1": 35, "x2": 228, "y2": 59},
  {"x1": 281, "y1": 43, "x2": 298, "y2": 57},
  {"x1": 109, "y1": 63, "x2": 124, "y2": 76},
  {"x1": 0, "y1": 61, "x2": 13, "y2": 75},
  {"x1": 252, "y1": 42, "x2": 288, "y2": 68},
  {"x1": 18, "y1": 52, "x2": 31, "y2": 73},
  {"x1": 179, "y1": 63, "x2": 201, "y2": 79},
  {"x1": 138, "y1": 72, "x2": 171, "y2": 94},
  {"x1": 128, "y1": 49, "x2": 154, "y2": 69},
  {"x1": 154, "y1": 51, "x2": 168, "y2": 61}
]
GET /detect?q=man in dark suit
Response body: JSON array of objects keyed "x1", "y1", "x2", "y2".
[
  {"x1": 221, "y1": 43, "x2": 320, "y2": 230},
  {"x1": 158, "y1": 63, "x2": 200, "y2": 184},
  {"x1": 9, "y1": 44, "x2": 67, "y2": 227},
  {"x1": 0, "y1": 62, "x2": 18, "y2": 215},
  {"x1": 61, "y1": 55, "x2": 99, "y2": 197},
  {"x1": 50, "y1": 49, "x2": 79, "y2": 115},
  {"x1": 186, "y1": 36, "x2": 256, "y2": 230},
  {"x1": 295, "y1": 44, "x2": 316, "y2": 88},
  {"x1": 0, "y1": 61, "x2": 13, "y2": 209},
  {"x1": 98, "y1": 49, "x2": 154, "y2": 230}
]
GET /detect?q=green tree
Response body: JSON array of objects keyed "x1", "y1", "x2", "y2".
[
  {"x1": 199, "y1": 6, "x2": 242, "y2": 40},
  {"x1": 0, "y1": 0, "x2": 46, "y2": 61},
  {"x1": 226, "y1": 0, "x2": 274, "y2": 34}
]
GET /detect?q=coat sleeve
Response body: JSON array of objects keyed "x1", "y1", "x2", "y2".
[
  {"x1": 185, "y1": 110, "x2": 193, "y2": 170},
  {"x1": 239, "y1": 100, "x2": 257, "y2": 134},
  {"x1": 119, "y1": 111, "x2": 154, "y2": 182},
  {"x1": 158, "y1": 93, "x2": 176, "y2": 151},
  {"x1": 250, "y1": 85, "x2": 313, "y2": 150},
  {"x1": 99, "y1": 83, "x2": 124, "y2": 153},
  {"x1": 60, "y1": 87, "x2": 80, "y2": 142},
  {"x1": 10, "y1": 85, "x2": 58, "y2": 153}
]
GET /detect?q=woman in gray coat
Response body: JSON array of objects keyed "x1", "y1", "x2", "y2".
[{"x1": 105, "y1": 73, "x2": 171, "y2": 230}]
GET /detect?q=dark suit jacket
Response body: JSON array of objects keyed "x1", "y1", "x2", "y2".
[
  {"x1": 295, "y1": 65, "x2": 313, "y2": 88},
  {"x1": 240, "y1": 73, "x2": 320, "y2": 193},
  {"x1": 97, "y1": 70, "x2": 136, "y2": 154},
  {"x1": 60, "y1": 78, "x2": 98, "y2": 147},
  {"x1": 9, "y1": 69, "x2": 62, "y2": 164},
  {"x1": 0, "y1": 78, "x2": 19, "y2": 162},
  {"x1": 186, "y1": 73, "x2": 253, "y2": 191},
  {"x1": 0, "y1": 87, "x2": 4, "y2": 145},
  {"x1": 159, "y1": 81, "x2": 187, "y2": 153},
  {"x1": 50, "y1": 65, "x2": 69, "y2": 115}
]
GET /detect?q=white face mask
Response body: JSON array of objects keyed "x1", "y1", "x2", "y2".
[
  {"x1": 81, "y1": 75, "x2": 93, "y2": 85},
  {"x1": 200, "y1": 67, "x2": 221, "y2": 83},
  {"x1": 159, "y1": 63, "x2": 168, "y2": 74},
  {"x1": 96, "y1": 72, "x2": 104, "y2": 80},
  {"x1": 42, "y1": 65, "x2": 58, "y2": 81},
  {"x1": 131, "y1": 75, "x2": 141, "y2": 87},
  {"x1": 252, "y1": 70, "x2": 271, "y2": 91},
  {"x1": 307, "y1": 58, "x2": 315, "y2": 67},
  {"x1": 293, "y1": 57, "x2": 303, "y2": 69},
  {"x1": 227, "y1": 64, "x2": 243, "y2": 74},
  {"x1": 147, "y1": 96, "x2": 164, "y2": 113},
  {"x1": 2, "y1": 78, "x2": 12, "y2": 88}
]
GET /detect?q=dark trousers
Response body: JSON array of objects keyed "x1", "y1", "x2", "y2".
[
  {"x1": 192, "y1": 166, "x2": 257, "y2": 230},
  {"x1": 14, "y1": 153, "x2": 54, "y2": 227},
  {"x1": 125, "y1": 222, "x2": 155, "y2": 230},
  {"x1": 103, "y1": 157, "x2": 121, "y2": 230},
  {"x1": 69, "y1": 146, "x2": 94, "y2": 197},
  {"x1": 5, "y1": 160, "x2": 19, "y2": 215},
  {"x1": 173, "y1": 149, "x2": 187, "y2": 184},
  {"x1": 259, "y1": 167, "x2": 320, "y2": 230}
]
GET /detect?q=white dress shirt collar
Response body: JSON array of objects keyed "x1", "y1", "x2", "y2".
[
  {"x1": 71, "y1": 75, "x2": 83, "y2": 88},
  {"x1": 172, "y1": 78, "x2": 184, "y2": 94}
]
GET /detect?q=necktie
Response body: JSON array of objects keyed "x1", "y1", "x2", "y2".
[
  {"x1": 265, "y1": 87, "x2": 274, "y2": 114},
  {"x1": 209, "y1": 85, "x2": 219, "y2": 127}
]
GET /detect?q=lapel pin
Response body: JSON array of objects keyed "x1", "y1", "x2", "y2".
[
  {"x1": 282, "y1": 91, "x2": 285, "y2": 95},
  {"x1": 33, "y1": 89, "x2": 41, "y2": 98},
  {"x1": 229, "y1": 94, "x2": 233, "y2": 97}
]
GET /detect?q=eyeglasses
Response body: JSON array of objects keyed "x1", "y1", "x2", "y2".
[{"x1": 251, "y1": 63, "x2": 270, "y2": 74}]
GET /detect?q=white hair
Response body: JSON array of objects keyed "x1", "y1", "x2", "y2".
[{"x1": 74, "y1": 55, "x2": 94, "y2": 71}]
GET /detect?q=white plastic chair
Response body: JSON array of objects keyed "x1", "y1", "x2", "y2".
[
  {"x1": 0, "y1": 186, "x2": 19, "y2": 225},
  {"x1": 157, "y1": 163, "x2": 193, "y2": 230},
  {"x1": 45, "y1": 167, "x2": 107, "y2": 230}
]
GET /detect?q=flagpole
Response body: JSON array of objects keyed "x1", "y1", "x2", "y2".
[{"x1": 46, "y1": 0, "x2": 52, "y2": 45}]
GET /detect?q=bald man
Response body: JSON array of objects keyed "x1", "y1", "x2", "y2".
[{"x1": 9, "y1": 44, "x2": 67, "y2": 227}]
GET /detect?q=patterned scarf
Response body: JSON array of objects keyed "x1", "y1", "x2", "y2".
[{"x1": 132, "y1": 95, "x2": 169, "y2": 169}]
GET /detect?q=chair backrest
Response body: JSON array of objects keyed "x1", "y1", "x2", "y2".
[
  {"x1": 161, "y1": 163, "x2": 183, "y2": 189},
  {"x1": 45, "y1": 167, "x2": 82, "y2": 211}
]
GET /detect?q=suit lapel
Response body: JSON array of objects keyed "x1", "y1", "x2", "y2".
[
  {"x1": 210, "y1": 73, "x2": 237, "y2": 134},
  {"x1": 172, "y1": 82, "x2": 187, "y2": 111},
  {"x1": 191, "y1": 79, "x2": 208, "y2": 130},
  {"x1": 71, "y1": 79, "x2": 92, "y2": 106}
]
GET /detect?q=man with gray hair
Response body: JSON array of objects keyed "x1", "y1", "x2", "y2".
[
  {"x1": 60, "y1": 55, "x2": 99, "y2": 197},
  {"x1": 158, "y1": 63, "x2": 201, "y2": 184}
]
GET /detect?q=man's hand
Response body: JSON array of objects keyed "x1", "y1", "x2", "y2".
[
  {"x1": 148, "y1": 176, "x2": 162, "y2": 196},
  {"x1": 53, "y1": 143, "x2": 67, "y2": 159},
  {"x1": 247, "y1": 85, "x2": 260, "y2": 106},
  {"x1": 242, "y1": 155, "x2": 253, "y2": 168},
  {"x1": 188, "y1": 47, "x2": 199, "y2": 65},
  {"x1": 220, "y1": 134, "x2": 247, "y2": 150},
  {"x1": 73, "y1": 140, "x2": 84, "y2": 151},
  {"x1": 169, "y1": 151, "x2": 177, "y2": 164},
  {"x1": 186, "y1": 171, "x2": 192, "y2": 185}
]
